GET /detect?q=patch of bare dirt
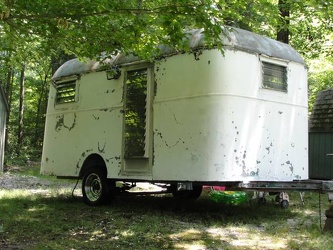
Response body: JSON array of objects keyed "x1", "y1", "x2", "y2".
[{"x1": 0, "y1": 165, "x2": 75, "y2": 194}]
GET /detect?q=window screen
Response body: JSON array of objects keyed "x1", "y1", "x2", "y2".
[
  {"x1": 56, "y1": 80, "x2": 77, "y2": 104},
  {"x1": 262, "y1": 62, "x2": 287, "y2": 92}
]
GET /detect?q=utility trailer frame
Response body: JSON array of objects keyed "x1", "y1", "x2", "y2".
[
  {"x1": 104, "y1": 179, "x2": 333, "y2": 204},
  {"x1": 228, "y1": 179, "x2": 333, "y2": 193},
  {"x1": 225, "y1": 179, "x2": 333, "y2": 208}
]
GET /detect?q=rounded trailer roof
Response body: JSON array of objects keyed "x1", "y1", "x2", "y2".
[{"x1": 52, "y1": 27, "x2": 305, "y2": 80}]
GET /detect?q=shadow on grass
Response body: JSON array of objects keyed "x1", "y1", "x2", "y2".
[{"x1": 1, "y1": 189, "x2": 317, "y2": 250}]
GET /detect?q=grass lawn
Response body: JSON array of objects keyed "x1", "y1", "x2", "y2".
[{"x1": 1, "y1": 165, "x2": 333, "y2": 249}]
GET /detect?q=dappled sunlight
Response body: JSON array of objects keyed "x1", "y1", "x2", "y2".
[
  {"x1": 173, "y1": 242, "x2": 208, "y2": 250},
  {"x1": 0, "y1": 187, "x2": 74, "y2": 198},
  {"x1": 208, "y1": 226, "x2": 287, "y2": 249},
  {"x1": 303, "y1": 209, "x2": 319, "y2": 216},
  {"x1": 0, "y1": 189, "x2": 38, "y2": 198},
  {"x1": 170, "y1": 228, "x2": 208, "y2": 249},
  {"x1": 119, "y1": 229, "x2": 135, "y2": 237},
  {"x1": 170, "y1": 225, "x2": 289, "y2": 249}
]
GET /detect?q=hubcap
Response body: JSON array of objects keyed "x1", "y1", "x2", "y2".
[{"x1": 84, "y1": 173, "x2": 102, "y2": 202}]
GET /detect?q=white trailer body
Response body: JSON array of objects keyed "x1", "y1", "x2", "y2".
[{"x1": 41, "y1": 27, "x2": 308, "y2": 203}]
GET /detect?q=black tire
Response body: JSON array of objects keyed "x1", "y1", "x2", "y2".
[
  {"x1": 172, "y1": 185, "x2": 203, "y2": 200},
  {"x1": 82, "y1": 167, "x2": 111, "y2": 206},
  {"x1": 280, "y1": 200, "x2": 289, "y2": 209},
  {"x1": 258, "y1": 197, "x2": 266, "y2": 204}
]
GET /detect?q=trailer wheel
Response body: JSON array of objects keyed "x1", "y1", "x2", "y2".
[
  {"x1": 82, "y1": 168, "x2": 111, "y2": 206},
  {"x1": 280, "y1": 200, "x2": 289, "y2": 209},
  {"x1": 258, "y1": 197, "x2": 266, "y2": 204},
  {"x1": 172, "y1": 185, "x2": 203, "y2": 200}
]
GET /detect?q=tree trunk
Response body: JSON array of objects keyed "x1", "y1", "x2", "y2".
[
  {"x1": 277, "y1": 0, "x2": 290, "y2": 44},
  {"x1": 33, "y1": 71, "x2": 49, "y2": 148},
  {"x1": 4, "y1": 69, "x2": 13, "y2": 153},
  {"x1": 17, "y1": 66, "x2": 25, "y2": 156}
]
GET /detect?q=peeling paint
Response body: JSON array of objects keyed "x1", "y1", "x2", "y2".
[
  {"x1": 194, "y1": 50, "x2": 202, "y2": 61},
  {"x1": 155, "y1": 129, "x2": 184, "y2": 148},
  {"x1": 173, "y1": 113, "x2": 180, "y2": 124},
  {"x1": 106, "y1": 156, "x2": 121, "y2": 164},
  {"x1": 55, "y1": 116, "x2": 63, "y2": 131},
  {"x1": 76, "y1": 149, "x2": 94, "y2": 171},
  {"x1": 155, "y1": 130, "x2": 163, "y2": 139},
  {"x1": 286, "y1": 161, "x2": 294, "y2": 173},
  {"x1": 55, "y1": 113, "x2": 77, "y2": 132},
  {"x1": 98, "y1": 142, "x2": 106, "y2": 153},
  {"x1": 265, "y1": 142, "x2": 273, "y2": 154},
  {"x1": 191, "y1": 153, "x2": 198, "y2": 163},
  {"x1": 235, "y1": 149, "x2": 247, "y2": 175},
  {"x1": 250, "y1": 169, "x2": 259, "y2": 176},
  {"x1": 106, "y1": 89, "x2": 116, "y2": 94}
]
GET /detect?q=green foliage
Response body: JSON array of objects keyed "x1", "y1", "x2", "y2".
[
  {"x1": 0, "y1": 0, "x2": 226, "y2": 60},
  {"x1": 1, "y1": 0, "x2": 333, "y2": 164},
  {"x1": 2, "y1": 0, "x2": 332, "y2": 60},
  {"x1": 308, "y1": 71, "x2": 333, "y2": 112},
  {"x1": 3, "y1": 59, "x2": 50, "y2": 164}
]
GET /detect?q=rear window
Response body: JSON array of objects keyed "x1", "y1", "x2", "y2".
[{"x1": 262, "y1": 61, "x2": 288, "y2": 92}]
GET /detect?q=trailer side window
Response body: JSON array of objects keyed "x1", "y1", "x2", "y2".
[
  {"x1": 262, "y1": 62, "x2": 287, "y2": 92},
  {"x1": 55, "y1": 80, "x2": 77, "y2": 104},
  {"x1": 124, "y1": 69, "x2": 148, "y2": 158}
]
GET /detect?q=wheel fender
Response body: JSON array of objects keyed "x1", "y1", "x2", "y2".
[{"x1": 79, "y1": 154, "x2": 107, "y2": 178}]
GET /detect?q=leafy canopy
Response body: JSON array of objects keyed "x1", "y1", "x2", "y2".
[
  {"x1": 0, "y1": 0, "x2": 228, "y2": 60},
  {"x1": 1, "y1": 0, "x2": 333, "y2": 61}
]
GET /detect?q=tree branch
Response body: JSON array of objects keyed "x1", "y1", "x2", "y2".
[{"x1": 2, "y1": 4, "x2": 204, "y2": 21}]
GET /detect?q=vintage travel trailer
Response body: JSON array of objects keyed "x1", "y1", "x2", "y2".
[{"x1": 41, "y1": 27, "x2": 308, "y2": 205}]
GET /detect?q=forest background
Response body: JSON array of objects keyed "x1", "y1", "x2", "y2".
[{"x1": 1, "y1": 0, "x2": 333, "y2": 165}]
